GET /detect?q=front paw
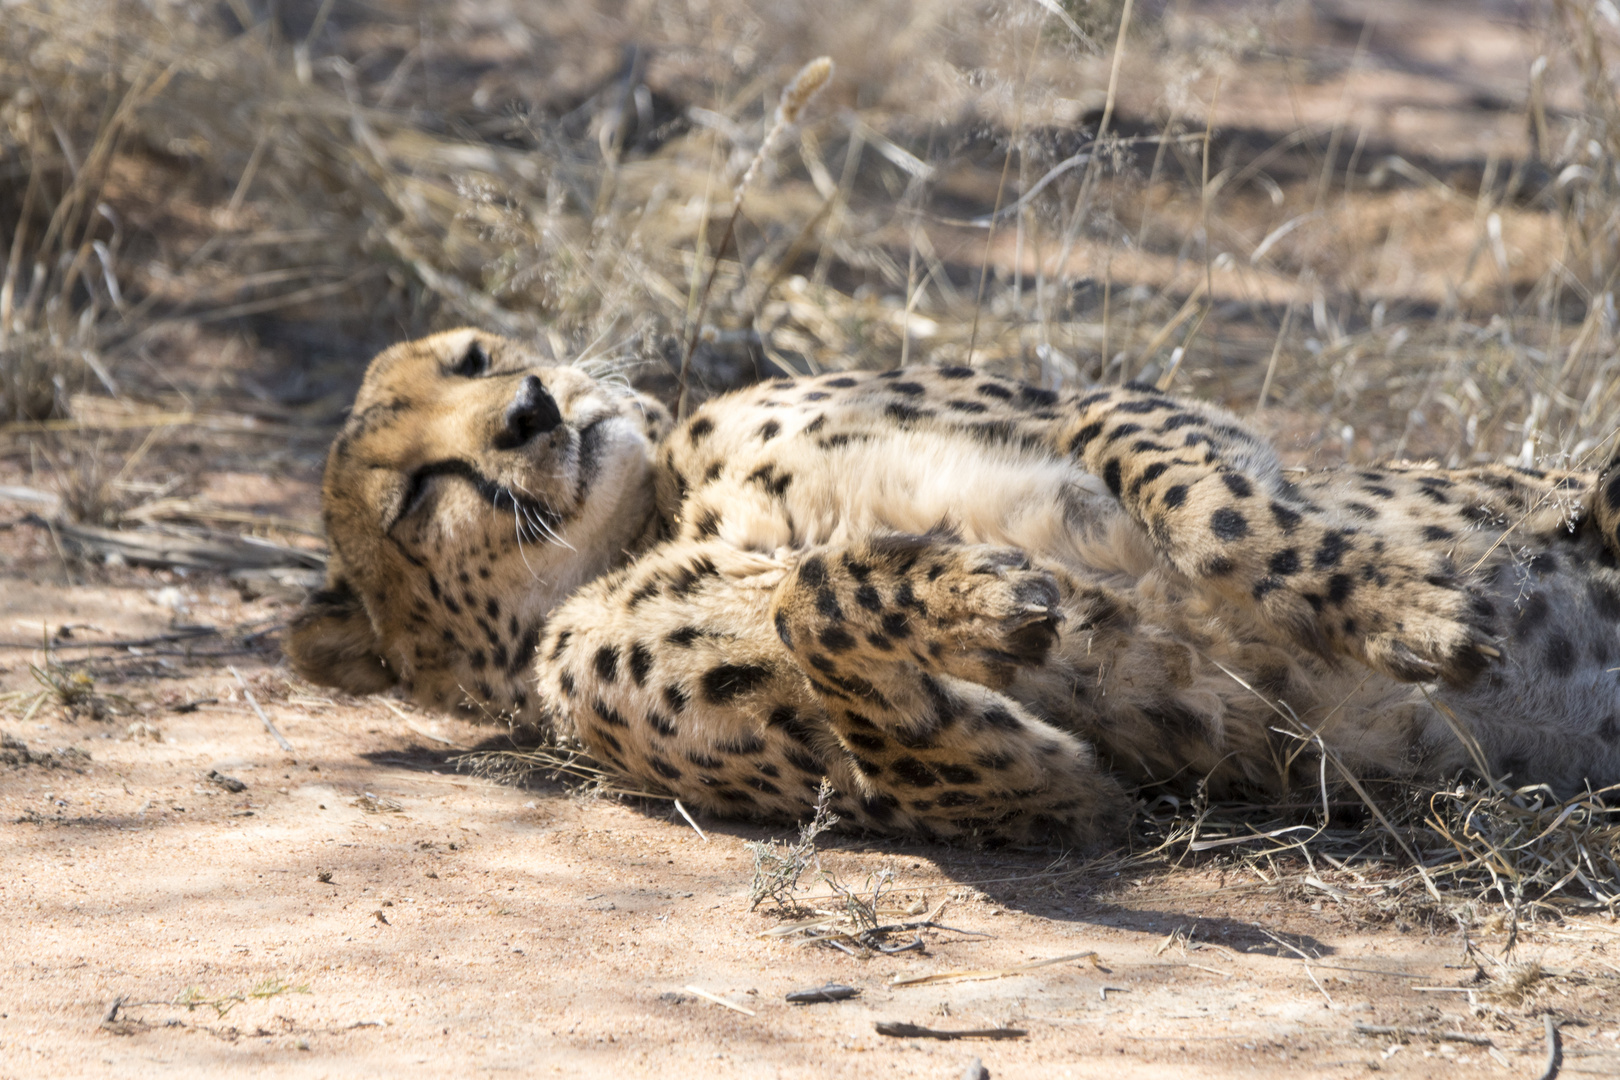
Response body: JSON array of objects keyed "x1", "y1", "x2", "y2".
[{"x1": 926, "y1": 546, "x2": 1064, "y2": 686}]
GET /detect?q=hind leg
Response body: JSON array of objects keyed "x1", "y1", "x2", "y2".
[
  {"x1": 770, "y1": 534, "x2": 1130, "y2": 845},
  {"x1": 1047, "y1": 385, "x2": 1494, "y2": 686}
]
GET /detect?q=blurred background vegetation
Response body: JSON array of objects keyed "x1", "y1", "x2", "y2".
[{"x1": 1, "y1": 0, "x2": 1618, "y2": 491}]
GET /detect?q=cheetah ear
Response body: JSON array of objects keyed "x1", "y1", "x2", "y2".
[{"x1": 286, "y1": 576, "x2": 397, "y2": 694}]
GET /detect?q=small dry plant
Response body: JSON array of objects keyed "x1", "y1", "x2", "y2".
[
  {"x1": 0, "y1": 631, "x2": 130, "y2": 722},
  {"x1": 746, "y1": 779, "x2": 839, "y2": 911}
]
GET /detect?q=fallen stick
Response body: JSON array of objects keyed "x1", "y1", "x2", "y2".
[
  {"x1": 874, "y1": 1022, "x2": 1026, "y2": 1041},
  {"x1": 683, "y1": 985, "x2": 756, "y2": 1016},
  {"x1": 1353, "y1": 1023, "x2": 1494, "y2": 1046},
  {"x1": 230, "y1": 665, "x2": 293, "y2": 752},
  {"x1": 891, "y1": 951, "x2": 1099, "y2": 987},
  {"x1": 1538, "y1": 1016, "x2": 1562, "y2": 1080},
  {"x1": 673, "y1": 799, "x2": 709, "y2": 841}
]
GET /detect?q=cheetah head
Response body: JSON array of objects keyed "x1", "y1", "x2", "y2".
[{"x1": 287, "y1": 329, "x2": 670, "y2": 720}]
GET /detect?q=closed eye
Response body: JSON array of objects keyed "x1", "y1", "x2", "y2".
[{"x1": 390, "y1": 461, "x2": 481, "y2": 529}]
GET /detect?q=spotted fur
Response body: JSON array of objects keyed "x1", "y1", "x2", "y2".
[{"x1": 289, "y1": 331, "x2": 1620, "y2": 846}]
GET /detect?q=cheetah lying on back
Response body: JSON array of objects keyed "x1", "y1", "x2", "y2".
[{"x1": 288, "y1": 329, "x2": 1620, "y2": 845}]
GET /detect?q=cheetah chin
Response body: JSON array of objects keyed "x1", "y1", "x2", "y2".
[{"x1": 289, "y1": 329, "x2": 1620, "y2": 847}]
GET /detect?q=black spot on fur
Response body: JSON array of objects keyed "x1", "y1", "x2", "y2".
[
  {"x1": 688, "y1": 417, "x2": 714, "y2": 442},
  {"x1": 702, "y1": 664, "x2": 773, "y2": 703},
  {"x1": 646, "y1": 710, "x2": 679, "y2": 738},
  {"x1": 671, "y1": 556, "x2": 718, "y2": 597},
  {"x1": 720, "y1": 732, "x2": 767, "y2": 755},
  {"x1": 858, "y1": 790, "x2": 895, "y2": 816},
  {"x1": 593, "y1": 645, "x2": 619, "y2": 683},
  {"x1": 663, "y1": 684, "x2": 689, "y2": 713},
  {"x1": 948, "y1": 399, "x2": 988, "y2": 414},
  {"x1": 1326, "y1": 573, "x2": 1355, "y2": 604},
  {"x1": 892, "y1": 381, "x2": 926, "y2": 396},
  {"x1": 1221, "y1": 473, "x2": 1253, "y2": 498},
  {"x1": 820, "y1": 626, "x2": 856, "y2": 652},
  {"x1": 629, "y1": 642, "x2": 653, "y2": 686},
  {"x1": 1210, "y1": 507, "x2": 1249, "y2": 541},
  {"x1": 667, "y1": 626, "x2": 703, "y2": 647},
  {"x1": 1314, "y1": 531, "x2": 1351, "y2": 568},
  {"x1": 694, "y1": 509, "x2": 723, "y2": 539},
  {"x1": 1103, "y1": 459, "x2": 1122, "y2": 497},
  {"x1": 1129, "y1": 462, "x2": 1169, "y2": 498},
  {"x1": 757, "y1": 419, "x2": 781, "y2": 441},
  {"x1": 648, "y1": 756, "x2": 683, "y2": 781},
  {"x1": 816, "y1": 586, "x2": 844, "y2": 622},
  {"x1": 1545, "y1": 635, "x2": 1578, "y2": 677},
  {"x1": 1588, "y1": 580, "x2": 1620, "y2": 621},
  {"x1": 1422, "y1": 525, "x2": 1455, "y2": 542},
  {"x1": 1269, "y1": 549, "x2": 1300, "y2": 576},
  {"x1": 593, "y1": 700, "x2": 630, "y2": 728},
  {"x1": 785, "y1": 748, "x2": 823, "y2": 775},
  {"x1": 980, "y1": 706, "x2": 1021, "y2": 731},
  {"x1": 891, "y1": 757, "x2": 939, "y2": 787},
  {"x1": 1068, "y1": 421, "x2": 1105, "y2": 455},
  {"x1": 844, "y1": 731, "x2": 887, "y2": 753},
  {"x1": 767, "y1": 706, "x2": 816, "y2": 746},
  {"x1": 977, "y1": 382, "x2": 1013, "y2": 400}
]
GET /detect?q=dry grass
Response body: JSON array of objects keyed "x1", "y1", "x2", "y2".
[{"x1": 5, "y1": 0, "x2": 1620, "y2": 912}]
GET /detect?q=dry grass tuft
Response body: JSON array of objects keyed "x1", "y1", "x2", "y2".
[{"x1": 746, "y1": 780, "x2": 840, "y2": 912}]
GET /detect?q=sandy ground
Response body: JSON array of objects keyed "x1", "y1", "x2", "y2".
[
  {"x1": 4, "y1": 0, "x2": 1620, "y2": 1073},
  {"x1": 2, "y1": 528, "x2": 1620, "y2": 1079}
]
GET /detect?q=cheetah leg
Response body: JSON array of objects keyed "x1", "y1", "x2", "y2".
[
  {"x1": 1051, "y1": 385, "x2": 1493, "y2": 686},
  {"x1": 770, "y1": 534, "x2": 1131, "y2": 846},
  {"x1": 534, "y1": 542, "x2": 857, "y2": 825}
]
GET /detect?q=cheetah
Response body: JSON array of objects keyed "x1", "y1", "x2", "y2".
[{"x1": 287, "y1": 328, "x2": 1620, "y2": 845}]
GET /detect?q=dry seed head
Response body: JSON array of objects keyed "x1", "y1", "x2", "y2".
[{"x1": 776, "y1": 57, "x2": 833, "y2": 127}]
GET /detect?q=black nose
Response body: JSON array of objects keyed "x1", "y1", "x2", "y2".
[{"x1": 494, "y1": 375, "x2": 563, "y2": 449}]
